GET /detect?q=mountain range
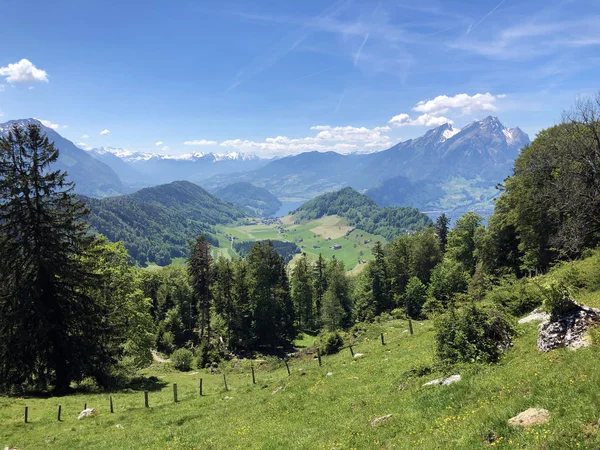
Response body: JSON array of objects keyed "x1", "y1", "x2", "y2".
[{"x1": 0, "y1": 116, "x2": 530, "y2": 219}]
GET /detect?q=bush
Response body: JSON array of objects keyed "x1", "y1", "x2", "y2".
[
  {"x1": 404, "y1": 276, "x2": 427, "y2": 318},
  {"x1": 170, "y1": 348, "x2": 193, "y2": 371},
  {"x1": 486, "y1": 278, "x2": 541, "y2": 317},
  {"x1": 434, "y1": 303, "x2": 515, "y2": 365},
  {"x1": 538, "y1": 280, "x2": 579, "y2": 320},
  {"x1": 194, "y1": 341, "x2": 221, "y2": 369},
  {"x1": 318, "y1": 331, "x2": 344, "y2": 355}
]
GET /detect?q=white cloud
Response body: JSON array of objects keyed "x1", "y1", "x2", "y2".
[
  {"x1": 35, "y1": 118, "x2": 60, "y2": 130},
  {"x1": 81, "y1": 134, "x2": 89, "y2": 139},
  {"x1": 413, "y1": 93, "x2": 500, "y2": 116},
  {"x1": 389, "y1": 113, "x2": 453, "y2": 127},
  {"x1": 220, "y1": 124, "x2": 393, "y2": 157},
  {"x1": 76, "y1": 142, "x2": 91, "y2": 150},
  {"x1": 155, "y1": 141, "x2": 164, "y2": 146},
  {"x1": 0, "y1": 59, "x2": 48, "y2": 83},
  {"x1": 100, "y1": 129, "x2": 110, "y2": 136},
  {"x1": 162, "y1": 146, "x2": 170, "y2": 151},
  {"x1": 184, "y1": 139, "x2": 218, "y2": 146}
]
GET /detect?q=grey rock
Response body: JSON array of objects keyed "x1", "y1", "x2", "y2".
[{"x1": 538, "y1": 305, "x2": 600, "y2": 352}]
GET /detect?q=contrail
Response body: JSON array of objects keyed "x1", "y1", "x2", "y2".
[
  {"x1": 467, "y1": 0, "x2": 507, "y2": 35},
  {"x1": 353, "y1": 33, "x2": 370, "y2": 66}
]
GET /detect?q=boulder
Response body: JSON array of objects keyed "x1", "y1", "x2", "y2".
[
  {"x1": 538, "y1": 305, "x2": 600, "y2": 352},
  {"x1": 508, "y1": 408, "x2": 550, "y2": 427},
  {"x1": 77, "y1": 408, "x2": 98, "y2": 420},
  {"x1": 518, "y1": 308, "x2": 550, "y2": 324},
  {"x1": 423, "y1": 374, "x2": 461, "y2": 386},
  {"x1": 370, "y1": 414, "x2": 392, "y2": 427},
  {"x1": 354, "y1": 353, "x2": 365, "y2": 359}
]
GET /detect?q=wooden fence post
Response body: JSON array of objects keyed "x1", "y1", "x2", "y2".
[
  {"x1": 284, "y1": 359, "x2": 291, "y2": 376},
  {"x1": 251, "y1": 365, "x2": 256, "y2": 384},
  {"x1": 199, "y1": 378, "x2": 203, "y2": 396},
  {"x1": 110, "y1": 396, "x2": 114, "y2": 413},
  {"x1": 24, "y1": 406, "x2": 28, "y2": 423},
  {"x1": 173, "y1": 383, "x2": 178, "y2": 403},
  {"x1": 223, "y1": 373, "x2": 228, "y2": 391},
  {"x1": 408, "y1": 319, "x2": 413, "y2": 335},
  {"x1": 317, "y1": 348, "x2": 322, "y2": 366},
  {"x1": 349, "y1": 345, "x2": 354, "y2": 357},
  {"x1": 144, "y1": 390, "x2": 149, "y2": 408},
  {"x1": 84, "y1": 402, "x2": 87, "y2": 410},
  {"x1": 381, "y1": 332, "x2": 385, "y2": 345},
  {"x1": 57, "y1": 404, "x2": 62, "y2": 421}
]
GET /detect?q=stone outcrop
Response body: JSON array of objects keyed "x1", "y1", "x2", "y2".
[
  {"x1": 508, "y1": 408, "x2": 550, "y2": 427},
  {"x1": 538, "y1": 305, "x2": 600, "y2": 352}
]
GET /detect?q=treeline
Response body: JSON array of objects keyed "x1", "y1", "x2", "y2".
[
  {"x1": 232, "y1": 240, "x2": 300, "y2": 263},
  {"x1": 293, "y1": 187, "x2": 433, "y2": 240},
  {"x1": 83, "y1": 180, "x2": 245, "y2": 266}
]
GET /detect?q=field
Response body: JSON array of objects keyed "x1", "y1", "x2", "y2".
[
  {"x1": 3, "y1": 314, "x2": 600, "y2": 449},
  {"x1": 214, "y1": 215, "x2": 387, "y2": 270}
]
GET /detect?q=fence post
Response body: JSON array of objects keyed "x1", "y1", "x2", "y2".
[
  {"x1": 284, "y1": 359, "x2": 291, "y2": 376},
  {"x1": 57, "y1": 404, "x2": 62, "y2": 421},
  {"x1": 223, "y1": 373, "x2": 228, "y2": 391},
  {"x1": 84, "y1": 402, "x2": 87, "y2": 410},
  {"x1": 24, "y1": 406, "x2": 28, "y2": 423},
  {"x1": 317, "y1": 348, "x2": 322, "y2": 366},
  {"x1": 381, "y1": 332, "x2": 385, "y2": 345},
  {"x1": 408, "y1": 319, "x2": 413, "y2": 335},
  {"x1": 110, "y1": 396, "x2": 114, "y2": 413},
  {"x1": 144, "y1": 390, "x2": 149, "y2": 408},
  {"x1": 199, "y1": 378, "x2": 203, "y2": 396},
  {"x1": 173, "y1": 383, "x2": 178, "y2": 403},
  {"x1": 251, "y1": 365, "x2": 256, "y2": 384},
  {"x1": 349, "y1": 345, "x2": 354, "y2": 357}
]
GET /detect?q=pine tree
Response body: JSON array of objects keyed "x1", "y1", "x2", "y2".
[
  {"x1": 313, "y1": 254, "x2": 327, "y2": 324},
  {"x1": 188, "y1": 236, "x2": 213, "y2": 342},
  {"x1": 435, "y1": 213, "x2": 450, "y2": 253},
  {"x1": 0, "y1": 123, "x2": 111, "y2": 393},
  {"x1": 291, "y1": 253, "x2": 314, "y2": 329}
]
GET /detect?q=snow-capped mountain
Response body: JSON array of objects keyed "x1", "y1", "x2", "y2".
[{"x1": 84, "y1": 146, "x2": 268, "y2": 189}]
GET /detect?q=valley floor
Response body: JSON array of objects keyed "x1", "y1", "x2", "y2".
[{"x1": 2, "y1": 314, "x2": 600, "y2": 449}]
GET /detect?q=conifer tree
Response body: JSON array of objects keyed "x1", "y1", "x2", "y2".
[
  {"x1": 313, "y1": 254, "x2": 327, "y2": 324},
  {"x1": 0, "y1": 123, "x2": 110, "y2": 393},
  {"x1": 188, "y1": 236, "x2": 213, "y2": 341},
  {"x1": 435, "y1": 213, "x2": 450, "y2": 253},
  {"x1": 291, "y1": 253, "x2": 314, "y2": 329}
]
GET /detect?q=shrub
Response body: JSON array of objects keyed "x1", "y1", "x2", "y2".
[
  {"x1": 404, "y1": 276, "x2": 427, "y2": 318},
  {"x1": 434, "y1": 303, "x2": 515, "y2": 365},
  {"x1": 538, "y1": 280, "x2": 579, "y2": 320},
  {"x1": 170, "y1": 348, "x2": 193, "y2": 371},
  {"x1": 486, "y1": 278, "x2": 541, "y2": 317},
  {"x1": 194, "y1": 341, "x2": 221, "y2": 369},
  {"x1": 318, "y1": 331, "x2": 344, "y2": 355}
]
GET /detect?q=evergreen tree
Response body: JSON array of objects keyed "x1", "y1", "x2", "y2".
[
  {"x1": 435, "y1": 213, "x2": 450, "y2": 253},
  {"x1": 230, "y1": 258, "x2": 253, "y2": 350},
  {"x1": 213, "y1": 256, "x2": 235, "y2": 346},
  {"x1": 370, "y1": 241, "x2": 391, "y2": 314},
  {"x1": 313, "y1": 254, "x2": 327, "y2": 323},
  {"x1": 188, "y1": 236, "x2": 213, "y2": 341},
  {"x1": 291, "y1": 253, "x2": 314, "y2": 329},
  {"x1": 247, "y1": 241, "x2": 295, "y2": 348},
  {"x1": 0, "y1": 123, "x2": 111, "y2": 393},
  {"x1": 322, "y1": 258, "x2": 352, "y2": 330}
]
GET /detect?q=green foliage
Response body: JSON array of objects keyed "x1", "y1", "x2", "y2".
[
  {"x1": 291, "y1": 253, "x2": 315, "y2": 329},
  {"x1": 538, "y1": 280, "x2": 579, "y2": 320},
  {"x1": 425, "y1": 259, "x2": 469, "y2": 313},
  {"x1": 404, "y1": 277, "x2": 427, "y2": 319},
  {"x1": 170, "y1": 348, "x2": 194, "y2": 371},
  {"x1": 318, "y1": 330, "x2": 345, "y2": 355},
  {"x1": 83, "y1": 180, "x2": 246, "y2": 266},
  {"x1": 293, "y1": 187, "x2": 432, "y2": 240},
  {"x1": 0, "y1": 123, "x2": 120, "y2": 393},
  {"x1": 233, "y1": 240, "x2": 300, "y2": 263},
  {"x1": 434, "y1": 303, "x2": 515, "y2": 365},
  {"x1": 446, "y1": 212, "x2": 485, "y2": 275},
  {"x1": 194, "y1": 341, "x2": 222, "y2": 368},
  {"x1": 485, "y1": 278, "x2": 541, "y2": 317},
  {"x1": 322, "y1": 259, "x2": 352, "y2": 330}
]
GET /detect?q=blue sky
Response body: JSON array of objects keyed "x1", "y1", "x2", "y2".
[{"x1": 0, "y1": 0, "x2": 599, "y2": 157}]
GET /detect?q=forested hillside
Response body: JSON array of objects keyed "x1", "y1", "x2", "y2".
[
  {"x1": 214, "y1": 182, "x2": 282, "y2": 217},
  {"x1": 293, "y1": 187, "x2": 432, "y2": 239},
  {"x1": 83, "y1": 181, "x2": 247, "y2": 265}
]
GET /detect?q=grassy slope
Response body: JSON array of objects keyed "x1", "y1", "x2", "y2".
[
  {"x1": 215, "y1": 215, "x2": 387, "y2": 270},
  {"x1": 2, "y1": 316, "x2": 600, "y2": 449}
]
